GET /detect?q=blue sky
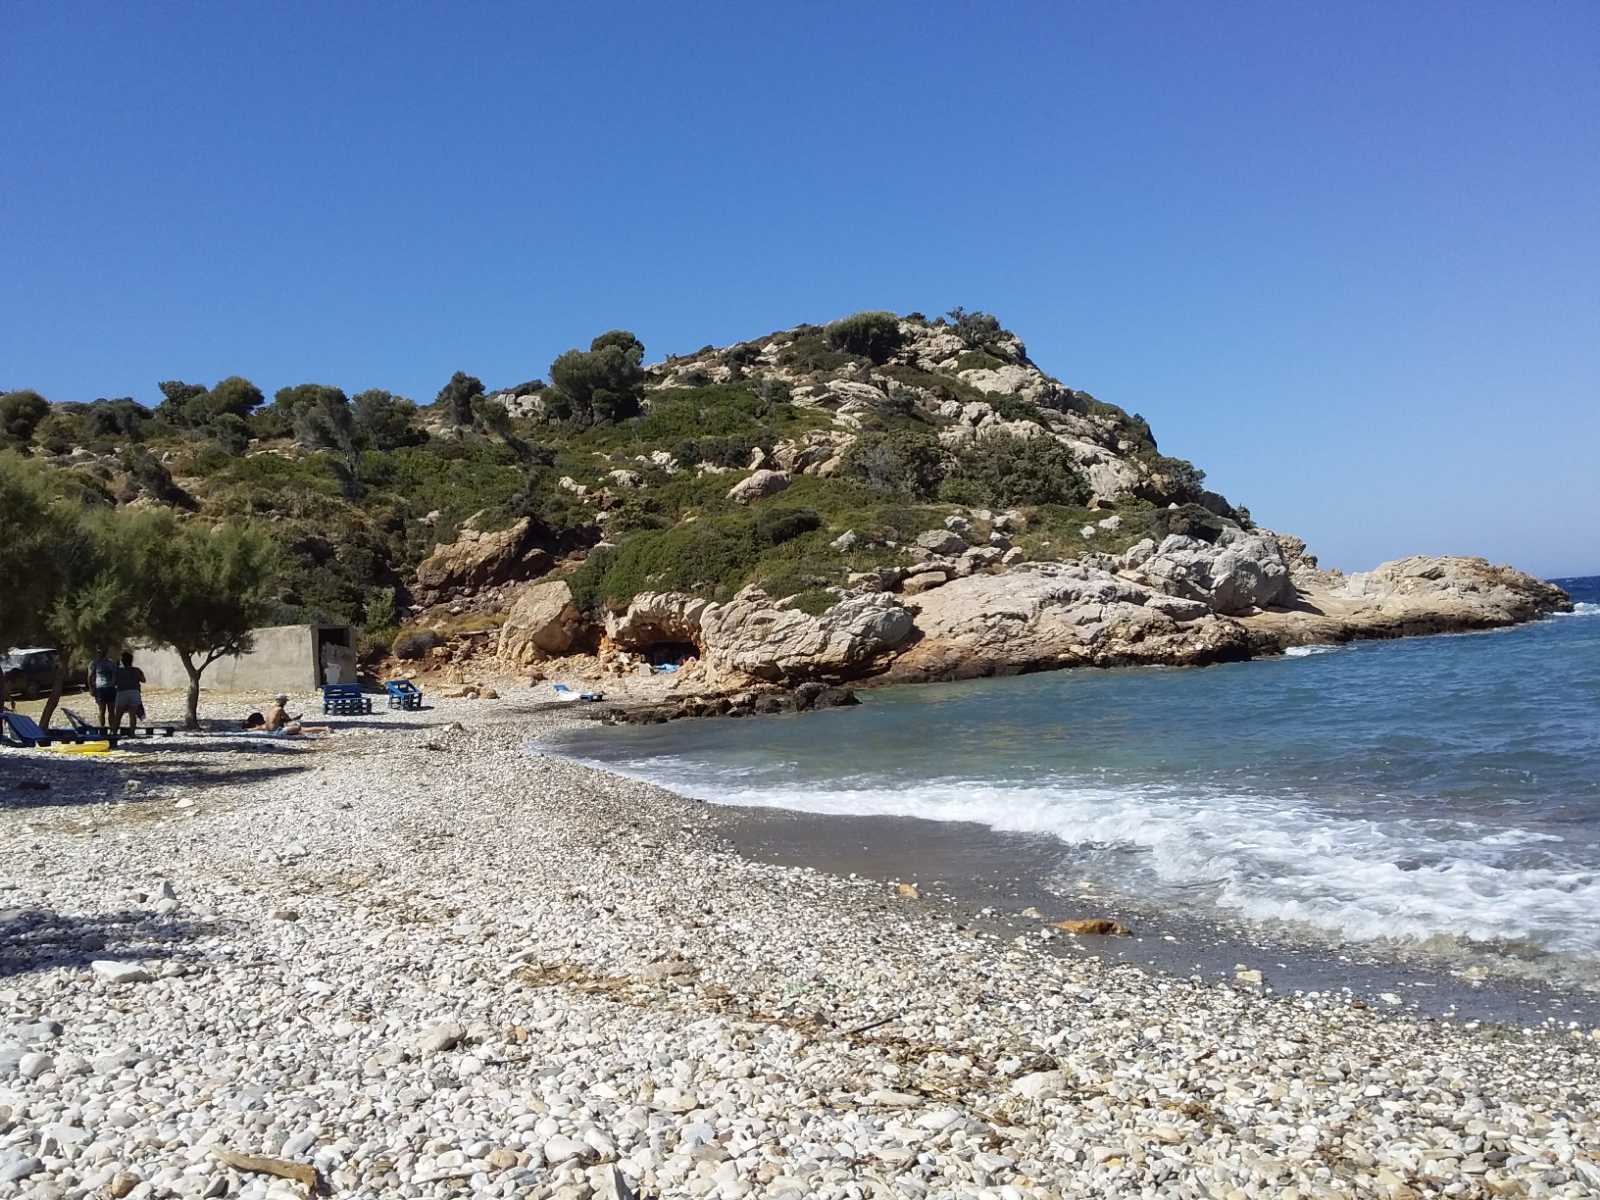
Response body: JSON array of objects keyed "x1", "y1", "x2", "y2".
[{"x1": 4, "y1": 2, "x2": 1596, "y2": 576}]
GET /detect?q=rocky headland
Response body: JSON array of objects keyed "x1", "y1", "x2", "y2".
[{"x1": 9, "y1": 309, "x2": 1571, "y2": 711}]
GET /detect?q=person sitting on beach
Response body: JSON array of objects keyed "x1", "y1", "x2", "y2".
[
  {"x1": 247, "y1": 695, "x2": 331, "y2": 737},
  {"x1": 89, "y1": 649, "x2": 118, "y2": 729},
  {"x1": 112, "y1": 651, "x2": 145, "y2": 733},
  {"x1": 265, "y1": 693, "x2": 299, "y2": 732}
]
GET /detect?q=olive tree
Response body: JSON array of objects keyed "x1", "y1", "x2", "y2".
[
  {"x1": 0, "y1": 390, "x2": 50, "y2": 448},
  {"x1": 124, "y1": 513, "x2": 279, "y2": 728},
  {"x1": 546, "y1": 331, "x2": 645, "y2": 425}
]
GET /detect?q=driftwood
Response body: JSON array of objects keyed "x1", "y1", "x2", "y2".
[{"x1": 215, "y1": 1149, "x2": 318, "y2": 1191}]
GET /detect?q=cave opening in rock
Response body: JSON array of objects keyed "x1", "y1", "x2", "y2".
[{"x1": 644, "y1": 641, "x2": 699, "y2": 667}]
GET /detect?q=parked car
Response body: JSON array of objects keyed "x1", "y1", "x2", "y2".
[{"x1": 1, "y1": 648, "x2": 85, "y2": 699}]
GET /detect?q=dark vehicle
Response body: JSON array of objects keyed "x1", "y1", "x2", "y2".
[{"x1": 1, "y1": 648, "x2": 84, "y2": 700}]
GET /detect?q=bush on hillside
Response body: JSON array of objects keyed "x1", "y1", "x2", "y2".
[
  {"x1": 434, "y1": 372, "x2": 485, "y2": 427},
  {"x1": 825, "y1": 311, "x2": 903, "y2": 364},
  {"x1": 391, "y1": 628, "x2": 442, "y2": 660},
  {"x1": 0, "y1": 390, "x2": 51, "y2": 446},
  {"x1": 32, "y1": 409, "x2": 85, "y2": 456},
  {"x1": 946, "y1": 307, "x2": 1005, "y2": 350},
  {"x1": 546, "y1": 331, "x2": 646, "y2": 425},
  {"x1": 567, "y1": 505, "x2": 824, "y2": 610},
  {"x1": 838, "y1": 431, "x2": 947, "y2": 500},
  {"x1": 941, "y1": 432, "x2": 1090, "y2": 509}
]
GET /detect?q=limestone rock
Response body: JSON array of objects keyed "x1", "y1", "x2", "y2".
[
  {"x1": 498, "y1": 579, "x2": 585, "y2": 664},
  {"x1": 606, "y1": 592, "x2": 710, "y2": 651},
  {"x1": 699, "y1": 590, "x2": 915, "y2": 682},
  {"x1": 1335, "y1": 556, "x2": 1568, "y2": 621},
  {"x1": 1011, "y1": 1070, "x2": 1066, "y2": 1100},
  {"x1": 901, "y1": 571, "x2": 949, "y2": 596},
  {"x1": 726, "y1": 469, "x2": 791, "y2": 505},
  {"x1": 915, "y1": 529, "x2": 967, "y2": 556},
  {"x1": 1133, "y1": 530, "x2": 1294, "y2": 615},
  {"x1": 415, "y1": 518, "x2": 550, "y2": 605},
  {"x1": 91, "y1": 961, "x2": 152, "y2": 985},
  {"x1": 888, "y1": 562, "x2": 1251, "y2": 681},
  {"x1": 417, "y1": 1022, "x2": 465, "y2": 1054}
]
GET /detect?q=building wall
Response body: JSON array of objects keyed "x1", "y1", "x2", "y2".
[{"x1": 132, "y1": 625, "x2": 343, "y2": 695}]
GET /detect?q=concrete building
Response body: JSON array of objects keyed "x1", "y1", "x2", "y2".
[{"x1": 134, "y1": 625, "x2": 357, "y2": 694}]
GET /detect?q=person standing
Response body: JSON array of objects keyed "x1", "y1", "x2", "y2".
[
  {"x1": 89, "y1": 649, "x2": 118, "y2": 729},
  {"x1": 112, "y1": 651, "x2": 145, "y2": 733}
]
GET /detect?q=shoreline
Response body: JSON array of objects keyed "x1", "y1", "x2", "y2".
[
  {"x1": 542, "y1": 714, "x2": 1600, "y2": 1029},
  {"x1": 3, "y1": 690, "x2": 1597, "y2": 1198}
]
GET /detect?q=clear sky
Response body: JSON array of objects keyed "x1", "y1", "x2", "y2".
[{"x1": 4, "y1": 2, "x2": 1596, "y2": 576}]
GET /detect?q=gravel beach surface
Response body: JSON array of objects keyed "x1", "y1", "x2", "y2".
[{"x1": 2, "y1": 688, "x2": 1597, "y2": 1199}]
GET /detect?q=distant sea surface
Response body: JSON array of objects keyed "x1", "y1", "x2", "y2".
[{"x1": 551, "y1": 578, "x2": 1600, "y2": 981}]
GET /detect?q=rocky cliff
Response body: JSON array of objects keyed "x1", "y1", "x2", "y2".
[
  {"x1": 11, "y1": 309, "x2": 1570, "y2": 688},
  {"x1": 482, "y1": 312, "x2": 1569, "y2": 693}
]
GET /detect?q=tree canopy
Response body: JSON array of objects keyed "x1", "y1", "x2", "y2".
[{"x1": 546, "y1": 330, "x2": 645, "y2": 425}]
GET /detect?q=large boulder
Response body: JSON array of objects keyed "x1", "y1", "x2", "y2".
[
  {"x1": 605, "y1": 592, "x2": 711, "y2": 650},
  {"x1": 415, "y1": 517, "x2": 550, "y2": 605},
  {"x1": 885, "y1": 562, "x2": 1250, "y2": 682},
  {"x1": 1132, "y1": 530, "x2": 1293, "y2": 615},
  {"x1": 699, "y1": 590, "x2": 915, "y2": 682},
  {"x1": 1235, "y1": 554, "x2": 1572, "y2": 653},
  {"x1": 1334, "y1": 556, "x2": 1569, "y2": 621},
  {"x1": 498, "y1": 579, "x2": 586, "y2": 663},
  {"x1": 726, "y1": 470, "x2": 791, "y2": 505}
]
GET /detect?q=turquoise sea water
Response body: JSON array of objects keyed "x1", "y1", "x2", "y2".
[{"x1": 551, "y1": 578, "x2": 1600, "y2": 974}]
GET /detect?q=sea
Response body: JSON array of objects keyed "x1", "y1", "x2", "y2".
[{"x1": 549, "y1": 576, "x2": 1600, "y2": 999}]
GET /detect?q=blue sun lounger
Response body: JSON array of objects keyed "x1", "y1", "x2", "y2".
[{"x1": 1, "y1": 711, "x2": 118, "y2": 748}]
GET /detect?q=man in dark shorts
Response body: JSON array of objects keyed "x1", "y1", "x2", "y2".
[
  {"x1": 112, "y1": 651, "x2": 145, "y2": 733},
  {"x1": 89, "y1": 649, "x2": 118, "y2": 729}
]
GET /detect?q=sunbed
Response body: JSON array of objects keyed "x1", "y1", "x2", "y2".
[
  {"x1": 1, "y1": 711, "x2": 119, "y2": 748},
  {"x1": 63, "y1": 708, "x2": 175, "y2": 739}
]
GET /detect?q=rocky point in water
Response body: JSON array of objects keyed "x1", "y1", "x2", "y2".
[{"x1": 482, "y1": 312, "x2": 1568, "y2": 712}]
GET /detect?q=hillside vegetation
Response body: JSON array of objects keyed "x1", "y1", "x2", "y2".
[{"x1": 2, "y1": 311, "x2": 1240, "y2": 658}]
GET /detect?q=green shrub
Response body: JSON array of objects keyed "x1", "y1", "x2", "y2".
[
  {"x1": 947, "y1": 307, "x2": 1004, "y2": 349},
  {"x1": 778, "y1": 331, "x2": 858, "y2": 374},
  {"x1": 392, "y1": 628, "x2": 441, "y2": 660},
  {"x1": 752, "y1": 505, "x2": 822, "y2": 546},
  {"x1": 941, "y1": 433, "x2": 1090, "y2": 509},
  {"x1": 1143, "y1": 454, "x2": 1207, "y2": 502},
  {"x1": 546, "y1": 331, "x2": 645, "y2": 425},
  {"x1": 569, "y1": 505, "x2": 824, "y2": 610},
  {"x1": 635, "y1": 384, "x2": 774, "y2": 441},
  {"x1": 32, "y1": 409, "x2": 85, "y2": 455},
  {"x1": 784, "y1": 588, "x2": 838, "y2": 616},
  {"x1": 672, "y1": 434, "x2": 761, "y2": 468},
  {"x1": 989, "y1": 395, "x2": 1043, "y2": 425},
  {"x1": 955, "y1": 349, "x2": 1007, "y2": 372},
  {"x1": 0, "y1": 389, "x2": 50, "y2": 446},
  {"x1": 824, "y1": 311, "x2": 903, "y2": 363},
  {"x1": 838, "y1": 431, "x2": 947, "y2": 499}
]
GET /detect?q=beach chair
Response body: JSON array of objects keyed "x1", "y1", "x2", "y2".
[
  {"x1": 383, "y1": 679, "x2": 424, "y2": 710},
  {"x1": 320, "y1": 683, "x2": 373, "y2": 716},
  {"x1": 63, "y1": 708, "x2": 174, "y2": 739},
  {"x1": 1, "y1": 711, "x2": 118, "y2": 748},
  {"x1": 551, "y1": 683, "x2": 605, "y2": 703}
]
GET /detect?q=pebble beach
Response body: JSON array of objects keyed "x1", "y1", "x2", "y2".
[{"x1": 2, "y1": 690, "x2": 1597, "y2": 1200}]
